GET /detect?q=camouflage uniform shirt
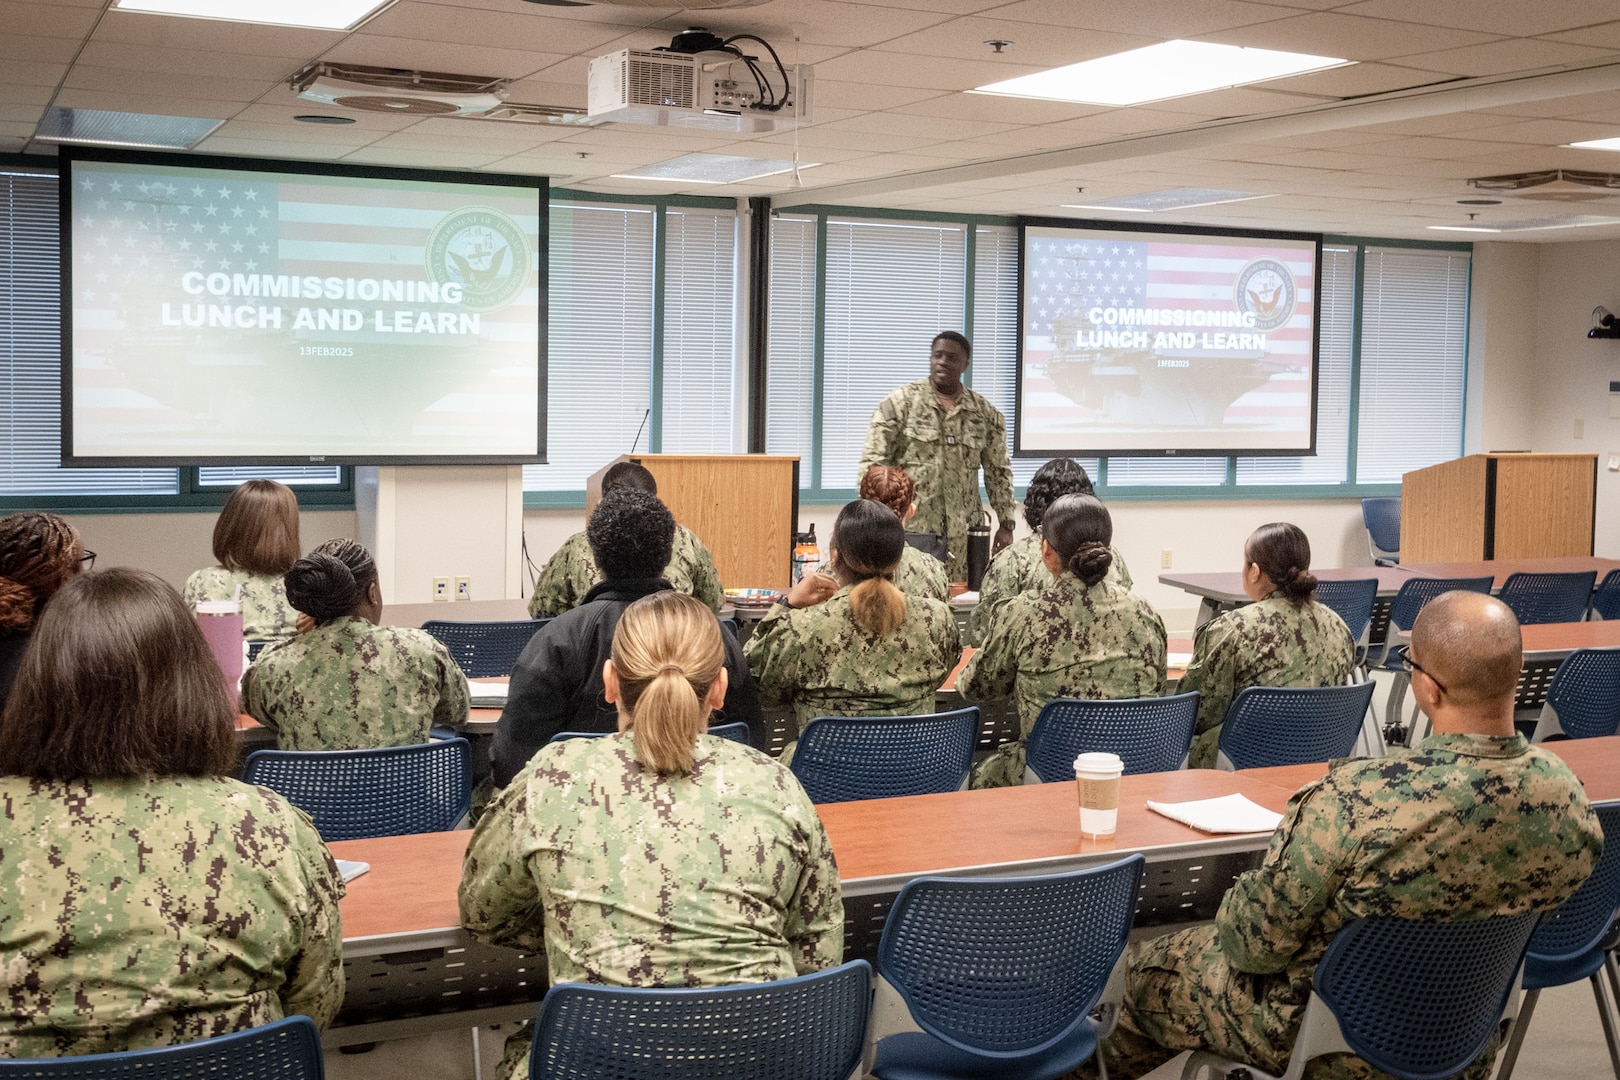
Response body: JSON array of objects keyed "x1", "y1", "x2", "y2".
[
  {"x1": 527, "y1": 525, "x2": 722, "y2": 618},
  {"x1": 182, "y1": 566, "x2": 299, "y2": 642},
  {"x1": 1103, "y1": 734, "x2": 1603, "y2": 1080},
  {"x1": 0, "y1": 775, "x2": 345, "y2": 1057},
  {"x1": 460, "y1": 731, "x2": 844, "y2": 1080},
  {"x1": 744, "y1": 585, "x2": 961, "y2": 731},
  {"x1": 241, "y1": 615, "x2": 470, "y2": 751},
  {"x1": 1179, "y1": 594, "x2": 1357, "y2": 769},
  {"x1": 859, "y1": 380, "x2": 1016, "y2": 580},
  {"x1": 814, "y1": 545, "x2": 948, "y2": 603},
  {"x1": 969, "y1": 532, "x2": 1133, "y2": 641}
]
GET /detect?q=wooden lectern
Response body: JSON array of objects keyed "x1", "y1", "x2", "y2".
[
  {"x1": 587, "y1": 455, "x2": 800, "y2": 589},
  {"x1": 1400, "y1": 453, "x2": 1596, "y2": 562}
]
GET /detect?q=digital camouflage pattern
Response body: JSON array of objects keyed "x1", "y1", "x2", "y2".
[
  {"x1": 460, "y1": 731, "x2": 844, "y2": 1080},
  {"x1": 1097, "y1": 734, "x2": 1603, "y2": 1080},
  {"x1": 1180, "y1": 594, "x2": 1357, "y2": 769},
  {"x1": 241, "y1": 615, "x2": 470, "y2": 750},
  {"x1": 969, "y1": 533, "x2": 1133, "y2": 641},
  {"x1": 182, "y1": 565, "x2": 298, "y2": 642},
  {"x1": 960, "y1": 574, "x2": 1166, "y2": 787},
  {"x1": 744, "y1": 585, "x2": 961, "y2": 732},
  {"x1": 0, "y1": 775, "x2": 345, "y2": 1057},
  {"x1": 527, "y1": 525, "x2": 722, "y2": 618},
  {"x1": 859, "y1": 380, "x2": 1016, "y2": 580},
  {"x1": 814, "y1": 544, "x2": 949, "y2": 603}
]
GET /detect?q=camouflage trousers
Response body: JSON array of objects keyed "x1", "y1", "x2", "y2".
[
  {"x1": 1071, "y1": 926, "x2": 1500, "y2": 1080},
  {"x1": 1187, "y1": 726, "x2": 1222, "y2": 770},
  {"x1": 970, "y1": 738, "x2": 1026, "y2": 788}
]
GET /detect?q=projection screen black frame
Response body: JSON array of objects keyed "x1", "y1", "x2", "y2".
[
  {"x1": 59, "y1": 146, "x2": 548, "y2": 467},
  {"x1": 1013, "y1": 215, "x2": 1323, "y2": 459}
]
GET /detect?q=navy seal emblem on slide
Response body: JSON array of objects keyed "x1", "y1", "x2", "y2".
[
  {"x1": 1233, "y1": 257, "x2": 1297, "y2": 333},
  {"x1": 426, "y1": 206, "x2": 530, "y2": 313}
]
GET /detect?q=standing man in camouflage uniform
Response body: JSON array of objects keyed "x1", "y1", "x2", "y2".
[
  {"x1": 1097, "y1": 590, "x2": 1604, "y2": 1080},
  {"x1": 1180, "y1": 523, "x2": 1356, "y2": 768},
  {"x1": 958, "y1": 496, "x2": 1164, "y2": 787},
  {"x1": 528, "y1": 460, "x2": 722, "y2": 618},
  {"x1": 860, "y1": 331, "x2": 1016, "y2": 581}
]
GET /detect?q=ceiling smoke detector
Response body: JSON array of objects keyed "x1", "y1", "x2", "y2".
[
  {"x1": 1468, "y1": 169, "x2": 1620, "y2": 203},
  {"x1": 291, "y1": 62, "x2": 509, "y2": 117}
]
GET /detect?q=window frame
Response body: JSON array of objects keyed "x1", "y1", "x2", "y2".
[{"x1": 762, "y1": 202, "x2": 1471, "y2": 504}]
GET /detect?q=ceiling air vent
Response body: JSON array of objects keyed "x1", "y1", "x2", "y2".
[
  {"x1": 1468, "y1": 169, "x2": 1620, "y2": 203},
  {"x1": 290, "y1": 63, "x2": 509, "y2": 117}
]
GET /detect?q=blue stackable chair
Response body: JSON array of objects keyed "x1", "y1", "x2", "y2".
[
  {"x1": 1375, "y1": 575, "x2": 1495, "y2": 741},
  {"x1": 1361, "y1": 497, "x2": 1401, "y2": 566},
  {"x1": 1496, "y1": 801, "x2": 1620, "y2": 1080},
  {"x1": 1497, "y1": 571, "x2": 1598, "y2": 626},
  {"x1": 421, "y1": 618, "x2": 550, "y2": 677},
  {"x1": 0, "y1": 1015, "x2": 324, "y2": 1080},
  {"x1": 1183, "y1": 912, "x2": 1542, "y2": 1080},
  {"x1": 529, "y1": 960, "x2": 872, "y2": 1080},
  {"x1": 547, "y1": 724, "x2": 754, "y2": 747},
  {"x1": 1531, "y1": 648, "x2": 1620, "y2": 742},
  {"x1": 1216, "y1": 682, "x2": 1377, "y2": 771},
  {"x1": 867, "y1": 855, "x2": 1145, "y2": 1080},
  {"x1": 1593, "y1": 570, "x2": 1620, "y2": 621},
  {"x1": 1024, "y1": 692, "x2": 1199, "y2": 781},
  {"x1": 789, "y1": 708, "x2": 979, "y2": 804},
  {"x1": 242, "y1": 739, "x2": 471, "y2": 841},
  {"x1": 1313, "y1": 578, "x2": 1378, "y2": 667}
]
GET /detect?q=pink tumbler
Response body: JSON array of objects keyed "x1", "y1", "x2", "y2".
[{"x1": 195, "y1": 600, "x2": 244, "y2": 708}]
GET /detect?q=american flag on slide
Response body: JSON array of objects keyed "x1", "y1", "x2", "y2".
[{"x1": 1023, "y1": 235, "x2": 1315, "y2": 426}]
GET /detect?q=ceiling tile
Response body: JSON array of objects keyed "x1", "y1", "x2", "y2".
[
  {"x1": 0, "y1": 35, "x2": 82, "y2": 64},
  {"x1": 0, "y1": 2, "x2": 102, "y2": 38},
  {"x1": 1336, "y1": 0, "x2": 1620, "y2": 37},
  {"x1": 644, "y1": 0, "x2": 956, "y2": 50},
  {"x1": 868, "y1": 17, "x2": 1155, "y2": 67},
  {"x1": 93, "y1": 10, "x2": 342, "y2": 58},
  {"x1": 3, "y1": 59, "x2": 71, "y2": 89},
  {"x1": 75, "y1": 40, "x2": 302, "y2": 81},
  {"x1": 62, "y1": 66, "x2": 276, "y2": 104},
  {"x1": 1387, "y1": 37, "x2": 1619, "y2": 78},
  {"x1": 340, "y1": 146, "x2": 508, "y2": 168},
  {"x1": 325, "y1": 35, "x2": 569, "y2": 79},
  {"x1": 811, "y1": 111, "x2": 1020, "y2": 139},
  {"x1": 1195, "y1": 12, "x2": 1503, "y2": 61},
  {"x1": 360, "y1": 2, "x2": 642, "y2": 54},
  {"x1": 984, "y1": 0, "x2": 1293, "y2": 37}
]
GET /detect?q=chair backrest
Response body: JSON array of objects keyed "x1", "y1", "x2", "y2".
[
  {"x1": 789, "y1": 708, "x2": 979, "y2": 804},
  {"x1": 1025, "y1": 692, "x2": 1198, "y2": 781},
  {"x1": 1496, "y1": 571, "x2": 1598, "y2": 625},
  {"x1": 548, "y1": 725, "x2": 753, "y2": 747},
  {"x1": 877, "y1": 855, "x2": 1144, "y2": 1056},
  {"x1": 529, "y1": 959, "x2": 872, "y2": 1080},
  {"x1": 1218, "y1": 682, "x2": 1377, "y2": 770},
  {"x1": 242, "y1": 740, "x2": 471, "y2": 841},
  {"x1": 1544, "y1": 648, "x2": 1620, "y2": 740},
  {"x1": 1526, "y1": 800, "x2": 1620, "y2": 967},
  {"x1": 1593, "y1": 570, "x2": 1620, "y2": 621},
  {"x1": 1387, "y1": 576, "x2": 1495, "y2": 632},
  {"x1": 0, "y1": 1016, "x2": 324, "y2": 1079},
  {"x1": 1362, "y1": 497, "x2": 1401, "y2": 564},
  {"x1": 1311, "y1": 912, "x2": 1540, "y2": 1080},
  {"x1": 1313, "y1": 578, "x2": 1378, "y2": 643},
  {"x1": 420, "y1": 618, "x2": 549, "y2": 677}
]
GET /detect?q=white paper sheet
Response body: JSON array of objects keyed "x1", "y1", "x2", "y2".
[{"x1": 1146, "y1": 793, "x2": 1283, "y2": 834}]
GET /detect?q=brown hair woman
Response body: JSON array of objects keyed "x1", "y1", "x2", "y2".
[{"x1": 182, "y1": 479, "x2": 301, "y2": 642}]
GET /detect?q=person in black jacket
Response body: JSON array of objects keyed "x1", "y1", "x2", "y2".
[{"x1": 491, "y1": 489, "x2": 762, "y2": 787}]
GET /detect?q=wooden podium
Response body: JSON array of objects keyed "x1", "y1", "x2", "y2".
[
  {"x1": 1400, "y1": 453, "x2": 1596, "y2": 562},
  {"x1": 587, "y1": 455, "x2": 800, "y2": 589}
]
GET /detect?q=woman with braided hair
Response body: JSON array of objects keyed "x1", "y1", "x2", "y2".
[
  {"x1": 959, "y1": 494, "x2": 1166, "y2": 787},
  {"x1": 239, "y1": 538, "x2": 468, "y2": 750},
  {"x1": 813, "y1": 466, "x2": 947, "y2": 601},
  {"x1": 1179, "y1": 522, "x2": 1357, "y2": 768},
  {"x1": 0, "y1": 512, "x2": 86, "y2": 710}
]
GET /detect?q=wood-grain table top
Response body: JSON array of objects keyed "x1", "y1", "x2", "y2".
[
  {"x1": 1387, "y1": 620, "x2": 1620, "y2": 659},
  {"x1": 1158, "y1": 567, "x2": 1412, "y2": 604}
]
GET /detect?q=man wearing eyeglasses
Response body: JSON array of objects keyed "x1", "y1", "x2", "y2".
[{"x1": 1095, "y1": 591, "x2": 1604, "y2": 1080}]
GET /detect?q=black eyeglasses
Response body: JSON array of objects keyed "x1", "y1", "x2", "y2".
[
  {"x1": 1393, "y1": 645, "x2": 1447, "y2": 695},
  {"x1": 79, "y1": 550, "x2": 96, "y2": 570}
]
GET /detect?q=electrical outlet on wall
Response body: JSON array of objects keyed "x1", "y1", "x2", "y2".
[
  {"x1": 1160, "y1": 549, "x2": 1173, "y2": 569},
  {"x1": 1575, "y1": 417, "x2": 1586, "y2": 439},
  {"x1": 454, "y1": 576, "x2": 471, "y2": 601},
  {"x1": 432, "y1": 577, "x2": 450, "y2": 601}
]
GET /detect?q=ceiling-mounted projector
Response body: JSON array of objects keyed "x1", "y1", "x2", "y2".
[
  {"x1": 291, "y1": 63, "x2": 509, "y2": 117},
  {"x1": 588, "y1": 30, "x2": 811, "y2": 132}
]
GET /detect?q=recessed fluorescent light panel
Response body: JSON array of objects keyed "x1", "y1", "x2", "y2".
[
  {"x1": 973, "y1": 40, "x2": 1350, "y2": 106},
  {"x1": 1063, "y1": 188, "x2": 1275, "y2": 213},
  {"x1": 34, "y1": 107, "x2": 224, "y2": 150},
  {"x1": 1568, "y1": 137, "x2": 1620, "y2": 152},
  {"x1": 112, "y1": 0, "x2": 390, "y2": 31},
  {"x1": 1427, "y1": 215, "x2": 1620, "y2": 233},
  {"x1": 612, "y1": 154, "x2": 818, "y2": 184}
]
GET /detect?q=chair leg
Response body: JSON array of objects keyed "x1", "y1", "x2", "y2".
[
  {"x1": 1606, "y1": 949, "x2": 1620, "y2": 1010},
  {"x1": 1496, "y1": 987, "x2": 1541, "y2": 1080},
  {"x1": 1592, "y1": 971, "x2": 1620, "y2": 1080},
  {"x1": 472, "y1": 1025, "x2": 483, "y2": 1080}
]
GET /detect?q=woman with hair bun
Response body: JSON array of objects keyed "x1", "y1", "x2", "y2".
[
  {"x1": 744, "y1": 498, "x2": 961, "y2": 756},
  {"x1": 182, "y1": 479, "x2": 302, "y2": 643},
  {"x1": 240, "y1": 538, "x2": 469, "y2": 750},
  {"x1": 460, "y1": 591, "x2": 843, "y2": 1080},
  {"x1": 959, "y1": 494, "x2": 1166, "y2": 788},
  {"x1": 814, "y1": 466, "x2": 947, "y2": 601},
  {"x1": 0, "y1": 512, "x2": 85, "y2": 711},
  {"x1": 1180, "y1": 522, "x2": 1357, "y2": 768}
]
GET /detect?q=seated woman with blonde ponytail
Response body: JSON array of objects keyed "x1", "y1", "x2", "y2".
[
  {"x1": 744, "y1": 498, "x2": 961, "y2": 758},
  {"x1": 460, "y1": 591, "x2": 844, "y2": 1080}
]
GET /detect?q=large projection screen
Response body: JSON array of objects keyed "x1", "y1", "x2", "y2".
[
  {"x1": 1016, "y1": 219, "x2": 1320, "y2": 457},
  {"x1": 61, "y1": 148, "x2": 546, "y2": 466}
]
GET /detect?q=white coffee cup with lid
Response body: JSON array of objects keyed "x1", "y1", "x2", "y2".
[{"x1": 1074, "y1": 751, "x2": 1125, "y2": 838}]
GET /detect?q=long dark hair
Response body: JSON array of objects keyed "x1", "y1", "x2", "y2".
[
  {"x1": 833, "y1": 499, "x2": 907, "y2": 636},
  {"x1": 1245, "y1": 522, "x2": 1317, "y2": 603},
  {"x1": 1042, "y1": 494, "x2": 1114, "y2": 588}
]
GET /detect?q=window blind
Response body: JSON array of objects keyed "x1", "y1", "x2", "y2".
[
  {"x1": 1355, "y1": 247, "x2": 1470, "y2": 483},
  {"x1": 0, "y1": 170, "x2": 178, "y2": 496},
  {"x1": 660, "y1": 207, "x2": 737, "y2": 455},
  {"x1": 197, "y1": 466, "x2": 343, "y2": 487},
  {"x1": 819, "y1": 218, "x2": 966, "y2": 490},
  {"x1": 765, "y1": 214, "x2": 816, "y2": 487},
  {"x1": 522, "y1": 203, "x2": 654, "y2": 493}
]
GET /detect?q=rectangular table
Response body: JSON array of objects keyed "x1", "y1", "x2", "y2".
[
  {"x1": 1385, "y1": 619, "x2": 1620, "y2": 712},
  {"x1": 1159, "y1": 567, "x2": 1412, "y2": 629},
  {"x1": 1398, "y1": 556, "x2": 1620, "y2": 588}
]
